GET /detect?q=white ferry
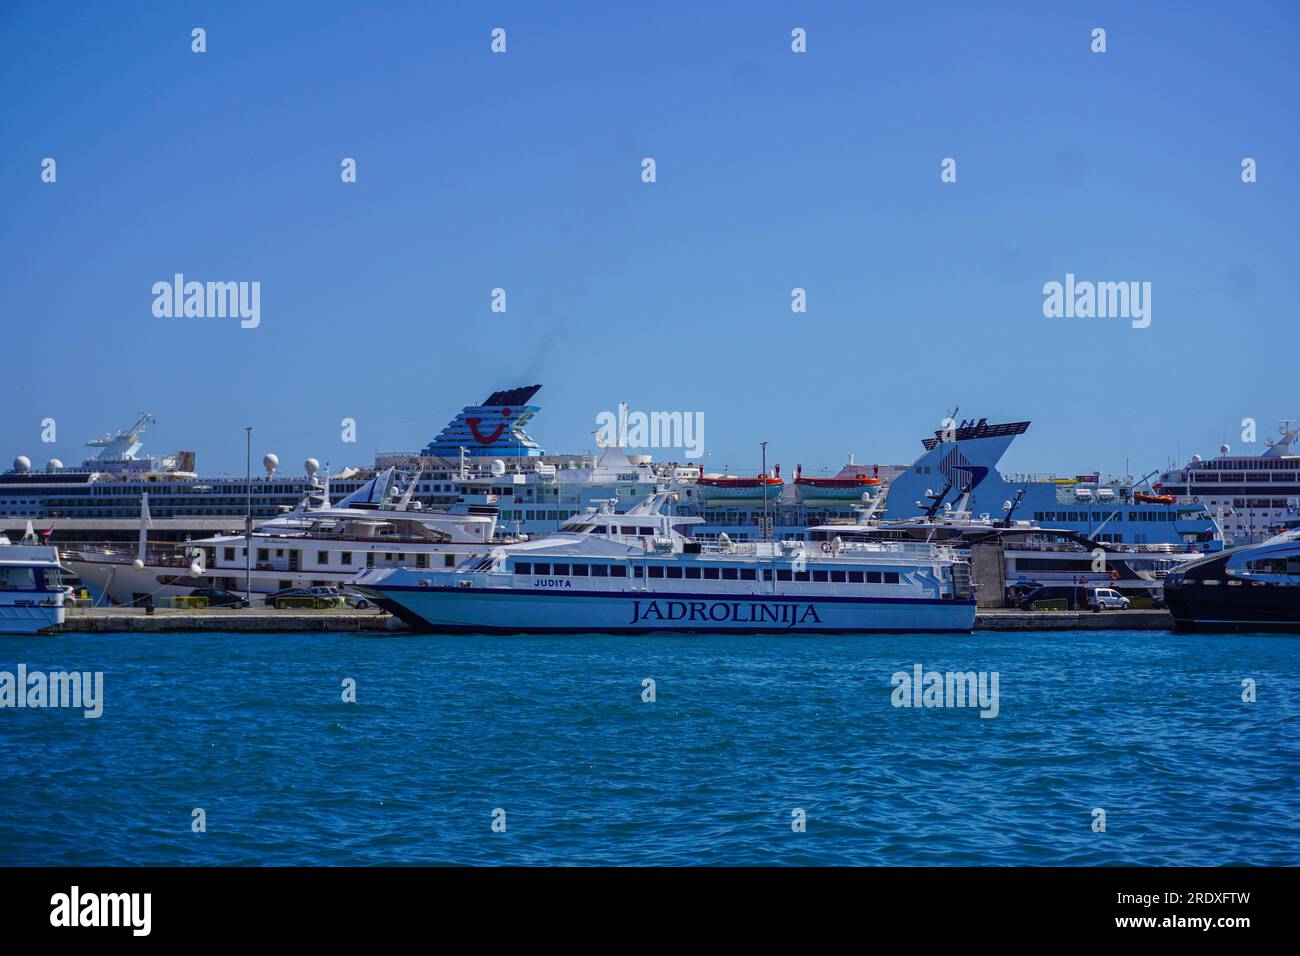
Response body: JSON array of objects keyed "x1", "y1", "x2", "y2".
[
  {"x1": 0, "y1": 525, "x2": 70, "y2": 634},
  {"x1": 352, "y1": 493, "x2": 976, "y2": 634}
]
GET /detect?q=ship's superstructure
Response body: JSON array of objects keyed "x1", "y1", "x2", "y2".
[
  {"x1": 1155, "y1": 421, "x2": 1300, "y2": 545},
  {"x1": 884, "y1": 418, "x2": 1223, "y2": 551}
]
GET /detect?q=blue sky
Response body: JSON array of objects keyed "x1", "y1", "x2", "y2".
[{"x1": 2, "y1": 1, "x2": 1297, "y2": 478}]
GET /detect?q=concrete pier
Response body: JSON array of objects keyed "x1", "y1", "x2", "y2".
[
  {"x1": 56, "y1": 607, "x2": 402, "y2": 633},
  {"x1": 976, "y1": 608, "x2": 1172, "y2": 631}
]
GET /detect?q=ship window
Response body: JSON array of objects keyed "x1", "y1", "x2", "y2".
[
  {"x1": 533, "y1": 562, "x2": 550, "y2": 575},
  {"x1": 762, "y1": 569, "x2": 773, "y2": 581},
  {"x1": 722, "y1": 567, "x2": 739, "y2": 580},
  {"x1": 416, "y1": 554, "x2": 428, "y2": 568},
  {"x1": 571, "y1": 564, "x2": 589, "y2": 576},
  {"x1": 848, "y1": 571, "x2": 865, "y2": 583},
  {"x1": 831, "y1": 571, "x2": 847, "y2": 583},
  {"x1": 813, "y1": 570, "x2": 829, "y2": 583},
  {"x1": 703, "y1": 567, "x2": 720, "y2": 580},
  {"x1": 553, "y1": 564, "x2": 570, "y2": 576},
  {"x1": 666, "y1": 567, "x2": 683, "y2": 579},
  {"x1": 224, "y1": 548, "x2": 235, "y2": 561},
  {"x1": 0, "y1": 568, "x2": 36, "y2": 590},
  {"x1": 739, "y1": 568, "x2": 756, "y2": 581},
  {"x1": 884, "y1": 571, "x2": 900, "y2": 584},
  {"x1": 633, "y1": 566, "x2": 643, "y2": 578},
  {"x1": 867, "y1": 571, "x2": 883, "y2": 583},
  {"x1": 649, "y1": 566, "x2": 664, "y2": 578},
  {"x1": 639, "y1": 527, "x2": 654, "y2": 536},
  {"x1": 591, "y1": 564, "x2": 608, "y2": 577},
  {"x1": 257, "y1": 548, "x2": 269, "y2": 561},
  {"x1": 621, "y1": 526, "x2": 636, "y2": 535},
  {"x1": 515, "y1": 562, "x2": 532, "y2": 575},
  {"x1": 318, "y1": 551, "x2": 328, "y2": 565},
  {"x1": 684, "y1": 567, "x2": 701, "y2": 579},
  {"x1": 795, "y1": 570, "x2": 810, "y2": 582},
  {"x1": 777, "y1": 569, "x2": 793, "y2": 582},
  {"x1": 341, "y1": 552, "x2": 352, "y2": 565},
  {"x1": 611, "y1": 565, "x2": 627, "y2": 577}
]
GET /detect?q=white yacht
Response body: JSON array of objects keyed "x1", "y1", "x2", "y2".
[
  {"x1": 0, "y1": 525, "x2": 70, "y2": 633},
  {"x1": 63, "y1": 469, "x2": 504, "y2": 606},
  {"x1": 352, "y1": 492, "x2": 976, "y2": 634}
]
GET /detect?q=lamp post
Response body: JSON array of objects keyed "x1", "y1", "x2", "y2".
[{"x1": 245, "y1": 426, "x2": 252, "y2": 601}]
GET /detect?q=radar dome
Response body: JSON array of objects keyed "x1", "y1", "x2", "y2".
[
  {"x1": 304, "y1": 458, "x2": 320, "y2": 477},
  {"x1": 1220, "y1": 443, "x2": 1230, "y2": 455},
  {"x1": 47, "y1": 459, "x2": 64, "y2": 470},
  {"x1": 263, "y1": 453, "x2": 279, "y2": 476},
  {"x1": 1192, "y1": 454, "x2": 1203, "y2": 462},
  {"x1": 13, "y1": 456, "x2": 30, "y2": 473},
  {"x1": 490, "y1": 459, "x2": 506, "y2": 476}
]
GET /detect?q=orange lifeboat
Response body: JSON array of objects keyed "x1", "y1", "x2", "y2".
[{"x1": 1134, "y1": 492, "x2": 1176, "y2": 505}]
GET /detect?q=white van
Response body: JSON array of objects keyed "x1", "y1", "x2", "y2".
[{"x1": 1089, "y1": 587, "x2": 1131, "y2": 611}]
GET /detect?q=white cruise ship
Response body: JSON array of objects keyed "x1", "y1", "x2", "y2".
[
  {"x1": 352, "y1": 492, "x2": 976, "y2": 634},
  {"x1": 1155, "y1": 421, "x2": 1300, "y2": 545}
]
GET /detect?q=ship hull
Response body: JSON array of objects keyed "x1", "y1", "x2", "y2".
[
  {"x1": 0, "y1": 602, "x2": 65, "y2": 634},
  {"x1": 1164, "y1": 584, "x2": 1300, "y2": 632},
  {"x1": 359, "y1": 585, "x2": 975, "y2": 635}
]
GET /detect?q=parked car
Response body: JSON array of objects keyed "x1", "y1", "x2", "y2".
[
  {"x1": 1090, "y1": 587, "x2": 1132, "y2": 611},
  {"x1": 189, "y1": 587, "x2": 248, "y2": 609},
  {"x1": 340, "y1": 588, "x2": 371, "y2": 610},
  {"x1": 1015, "y1": 584, "x2": 1131, "y2": 611},
  {"x1": 263, "y1": 586, "x2": 340, "y2": 609}
]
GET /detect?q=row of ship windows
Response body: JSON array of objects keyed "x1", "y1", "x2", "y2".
[
  {"x1": 221, "y1": 548, "x2": 456, "y2": 569},
  {"x1": 1033, "y1": 511, "x2": 1179, "y2": 523},
  {"x1": 513, "y1": 561, "x2": 902, "y2": 584}
]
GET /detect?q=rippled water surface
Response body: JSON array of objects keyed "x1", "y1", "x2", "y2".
[{"x1": 1, "y1": 630, "x2": 1296, "y2": 865}]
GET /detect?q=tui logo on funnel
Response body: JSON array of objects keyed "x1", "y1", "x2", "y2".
[{"x1": 466, "y1": 408, "x2": 512, "y2": 445}]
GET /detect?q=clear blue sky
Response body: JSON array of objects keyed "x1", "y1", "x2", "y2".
[{"x1": 2, "y1": 1, "x2": 1297, "y2": 478}]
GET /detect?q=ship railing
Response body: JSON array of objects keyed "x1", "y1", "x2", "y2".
[
  {"x1": 833, "y1": 540, "x2": 959, "y2": 560},
  {"x1": 60, "y1": 544, "x2": 198, "y2": 568}
]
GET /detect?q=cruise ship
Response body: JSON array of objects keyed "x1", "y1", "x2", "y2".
[
  {"x1": 352, "y1": 492, "x2": 976, "y2": 634},
  {"x1": 1155, "y1": 421, "x2": 1300, "y2": 545}
]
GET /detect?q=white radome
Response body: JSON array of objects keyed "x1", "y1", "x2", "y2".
[{"x1": 13, "y1": 456, "x2": 31, "y2": 472}]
